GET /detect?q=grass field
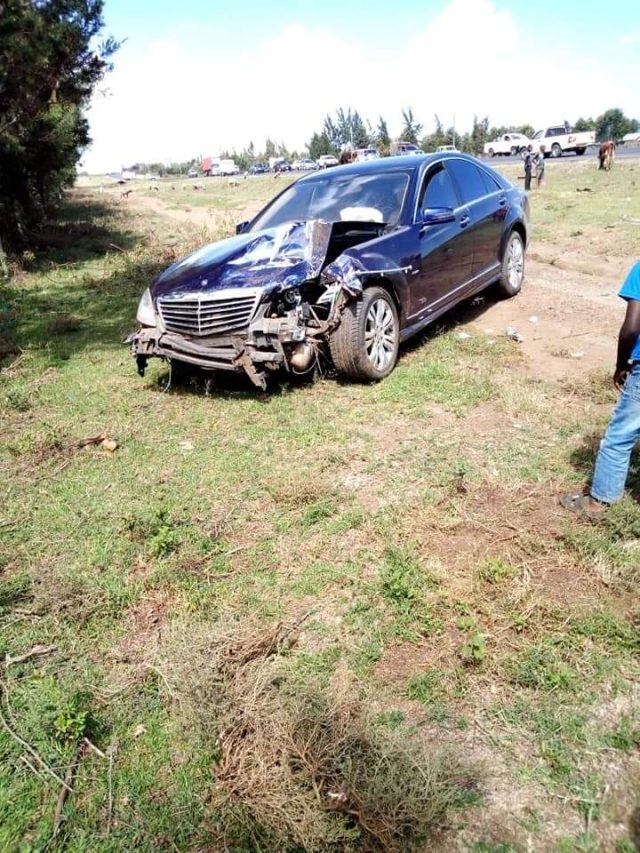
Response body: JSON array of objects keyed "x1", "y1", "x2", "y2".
[{"x1": 1, "y1": 160, "x2": 639, "y2": 851}]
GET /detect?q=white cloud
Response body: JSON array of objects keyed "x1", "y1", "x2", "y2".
[
  {"x1": 82, "y1": 0, "x2": 640, "y2": 172},
  {"x1": 619, "y1": 31, "x2": 640, "y2": 45}
]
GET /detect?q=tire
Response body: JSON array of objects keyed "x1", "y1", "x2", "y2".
[
  {"x1": 576, "y1": 148, "x2": 586, "y2": 156},
  {"x1": 510, "y1": 146, "x2": 518, "y2": 156},
  {"x1": 329, "y1": 286, "x2": 400, "y2": 381},
  {"x1": 551, "y1": 143, "x2": 562, "y2": 158},
  {"x1": 496, "y1": 231, "x2": 525, "y2": 299},
  {"x1": 487, "y1": 148, "x2": 495, "y2": 157}
]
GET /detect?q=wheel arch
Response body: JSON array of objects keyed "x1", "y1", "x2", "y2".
[
  {"x1": 498, "y1": 221, "x2": 527, "y2": 263},
  {"x1": 362, "y1": 275, "x2": 403, "y2": 319}
]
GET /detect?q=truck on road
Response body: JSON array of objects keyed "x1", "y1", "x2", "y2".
[
  {"x1": 530, "y1": 125, "x2": 595, "y2": 158},
  {"x1": 483, "y1": 133, "x2": 531, "y2": 157}
]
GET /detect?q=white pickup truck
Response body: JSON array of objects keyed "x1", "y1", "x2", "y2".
[
  {"x1": 483, "y1": 133, "x2": 531, "y2": 157},
  {"x1": 530, "y1": 125, "x2": 595, "y2": 158}
]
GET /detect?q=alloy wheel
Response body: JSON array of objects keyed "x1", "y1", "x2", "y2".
[
  {"x1": 364, "y1": 298, "x2": 397, "y2": 371},
  {"x1": 507, "y1": 237, "x2": 524, "y2": 289}
]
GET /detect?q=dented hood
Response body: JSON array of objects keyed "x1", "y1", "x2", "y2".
[{"x1": 150, "y1": 220, "x2": 333, "y2": 300}]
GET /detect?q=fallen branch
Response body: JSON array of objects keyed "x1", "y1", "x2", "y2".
[
  {"x1": 72, "y1": 432, "x2": 107, "y2": 448},
  {"x1": 106, "y1": 743, "x2": 117, "y2": 835},
  {"x1": 5, "y1": 644, "x2": 56, "y2": 667},
  {"x1": 52, "y1": 742, "x2": 86, "y2": 838}
]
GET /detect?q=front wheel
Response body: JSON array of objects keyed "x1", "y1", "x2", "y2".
[
  {"x1": 488, "y1": 148, "x2": 495, "y2": 157},
  {"x1": 551, "y1": 143, "x2": 562, "y2": 158},
  {"x1": 510, "y1": 146, "x2": 518, "y2": 156},
  {"x1": 496, "y1": 232, "x2": 525, "y2": 299},
  {"x1": 329, "y1": 286, "x2": 400, "y2": 381}
]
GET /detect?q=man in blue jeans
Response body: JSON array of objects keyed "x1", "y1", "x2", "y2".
[{"x1": 561, "y1": 261, "x2": 640, "y2": 519}]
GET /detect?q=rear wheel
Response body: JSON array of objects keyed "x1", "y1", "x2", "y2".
[
  {"x1": 551, "y1": 143, "x2": 562, "y2": 158},
  {"x1": 576, "y1": 148, "x2": 586, "y2": 156},
  {"x1": 488, "y1": 148, "x2": 495, "y2": 157},
  {"x1": 510, "y1": 146, "x2": 518, "y2": 156},
  {"x1": 329, "y1": 286, "x2": 400, "y2": 381},
  {"x1": 496, "y1": 232, "x2": 525, "y2": 299}
]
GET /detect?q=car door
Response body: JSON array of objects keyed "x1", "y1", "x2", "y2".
[
  {"x1": 409, "y1": 162, "x2": 474, "y2": 319},
  {"x1": 446, "y1": 158, "x2": 505, "y2": 282}
]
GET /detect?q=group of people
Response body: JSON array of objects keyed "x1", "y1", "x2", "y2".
[{"x1": 522, "y1": 145, "x2": 545, "y2": 190}]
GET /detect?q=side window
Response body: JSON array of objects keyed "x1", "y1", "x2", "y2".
[
  {"x1": 477, "y1": 167, "x2": 502, "y2": 195},
  {"x1": 446, "y1": 159, "x2": 490, "y2": 204},
  {"x1": 419, "y1": 165, "x2": 459, "y2": 211}
]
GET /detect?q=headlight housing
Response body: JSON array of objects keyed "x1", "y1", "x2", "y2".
[{"x1": 136, "y1": 288, "x2": 156, "y2": 326}]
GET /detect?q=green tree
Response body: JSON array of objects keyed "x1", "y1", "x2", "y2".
[
  {"x1": 400, "y1": 107, "x2": 423, "y2": 144},
  {"x1": 574, "y1": 117, "x2": 596, "y2": 132},
  {"x1": 308, "y1": 131, "x2": 333, "y2": 161},
  {"x1": 0, "y1": 0, "x2": 118, "y2": 263},
  {"x1": 322, "y1": 107, "x2": 369, "y2": 150},
  {"x1": 595, "y1": 108, "x2": 636, "y2": 141},
  {"x1": 376, "y1": 116, "x2": 391, "y2": 155},
  {"x1": 469, "y1": 115, "x2": 490, "y2": 155}
]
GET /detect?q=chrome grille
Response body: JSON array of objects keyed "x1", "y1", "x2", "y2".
[{"x1": 158, "y1": 288, "x2": 261, "y2": 336}]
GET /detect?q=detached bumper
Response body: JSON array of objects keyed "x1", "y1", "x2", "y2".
[{"x1": 127, "y1": 326, "x2": 288, "y2": 389}]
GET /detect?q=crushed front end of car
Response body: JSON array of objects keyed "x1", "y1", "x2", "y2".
[{"x1": 127, "y1": 219, "x2": 374, "y2": 389}]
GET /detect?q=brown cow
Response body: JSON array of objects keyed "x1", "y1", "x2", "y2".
[{"x1": 598, "y1": 141, "x2": 616, "y2": 171}]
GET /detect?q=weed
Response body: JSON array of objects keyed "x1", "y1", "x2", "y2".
[
  {"x1": 406, "y1": 669, "x2": 446, "y2": 704},
  {"x1": 508, "y1": 641, "x2": 579, "y2": 692},
  {"x1": 4, "y1": 383, "x2": 32, "y2": 411},
  {"x1": 475, "y1": 557, "x2": 517, "y2": 585},
  {"x1": 460, "y1": 633, "x2": 487, "y2": 665}
]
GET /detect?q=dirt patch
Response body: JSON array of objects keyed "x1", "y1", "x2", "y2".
[{"x1": 111, "y1": 589, "x2": 175, "y2": 662}]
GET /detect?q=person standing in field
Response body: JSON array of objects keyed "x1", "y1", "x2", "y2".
[
  {"x1": 561, "y1": 260, "x2": 640, "y2": 518},
  {"x1": 534, "y1": 145, "x2": 545, "y2": 188},
  {"x1": 522, "y1": 147, "x2": 533, "y2": 191}
]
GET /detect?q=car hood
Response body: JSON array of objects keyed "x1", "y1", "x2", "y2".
[{"x1": 150, "y1": 220, "x2": 333, "y2": 300}]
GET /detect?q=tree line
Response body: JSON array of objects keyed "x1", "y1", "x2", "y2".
[
  {"x1": 140, "y1": 106, "x2": 638, "y2": 178},
  {"x1": 0, "y1": 0, "x2": 117, "y2": 270},
  {"x1": 186, "y1": 106, "x2": 637, "y2": 175}
]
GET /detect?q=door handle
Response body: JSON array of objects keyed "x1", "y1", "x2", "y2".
[
  {"x1": 459, "y1": 215, "x2": 470, "y2": 228},
  {"x1": 498, "y1": 197, "x2": 507, "y2": 207}
]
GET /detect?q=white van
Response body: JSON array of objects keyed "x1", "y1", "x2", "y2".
[{"x1": 207, "y1": 158, "x2": 240, "y2": 177}]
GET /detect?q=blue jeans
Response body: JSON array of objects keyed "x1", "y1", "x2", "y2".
[{"x1": 591, "y1": 362, "x2": 640, "y2": 503}]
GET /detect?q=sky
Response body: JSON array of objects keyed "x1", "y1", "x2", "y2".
[{"x1": 82, "y1": 0, "x2": 640, "y2": 173}]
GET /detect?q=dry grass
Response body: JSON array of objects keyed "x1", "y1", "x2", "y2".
[{"x1": 161, "y1": 617, "x2": 478, "y2": 851}]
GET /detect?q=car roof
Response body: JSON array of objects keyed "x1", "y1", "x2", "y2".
[{"x1": 296, "y1": 152, "x2": 484, "y2": 183}]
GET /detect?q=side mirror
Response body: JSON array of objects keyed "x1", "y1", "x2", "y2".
[
  {"x1": 235, "y1": 220, "x2": 250, "y2": 235},
  {"x1": 421, "y1": 207, "x2": 455, "y2": 225}
]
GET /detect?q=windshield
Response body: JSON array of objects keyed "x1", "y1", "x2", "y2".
[{"x1": 251, "y1": 171, "x2": 411, "y2": 231}]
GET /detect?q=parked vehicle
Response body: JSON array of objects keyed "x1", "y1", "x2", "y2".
[
  {"x1": 483, "y1": 133, "x2": 531, "y2": 157},
  {"x1": 187, "y1": 168, "x2": 199, "y2": 178},
  {"x1": 391, "y1": 142, "x2": 422, "y2": 156},
  {"x1": 292, "y1": 158, "x2": 318, "y2": 171},
  {"x1": 202, "y1": 157, "x2": 240, "y2": 176},
  {"x1": 530, "y1": 125, "x2": 595, "y2": 157},
  {"x1": 128, "y1": 153, "x2": 529, "y2": 389},
  {"x1": 273, "y1": 159, "x2": 292, "y2": 173},
  {"x1": 355, "y1": 147, "x2": 379, "y2": 162},
  {"x1": 436, "y1": 145, "x2": 459, "y2": 153},
  {"x1": 248, "y1": 162, "x2": 269, "y2": 175},
  {"x1": 316, "y1": 154, "x2": 339, "y2": 168}
]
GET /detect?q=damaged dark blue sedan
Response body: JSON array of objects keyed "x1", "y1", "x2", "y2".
[{"x1": 129, "y1": 153, "x2": 529, "y2": 388}]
